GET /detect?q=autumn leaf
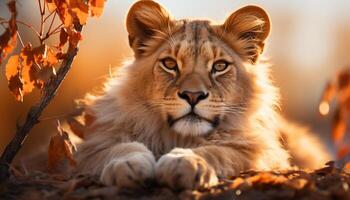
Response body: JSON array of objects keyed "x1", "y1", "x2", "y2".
[
  {"x1": 48, "y1": 121, "x2": 77, "y2": 172},
  {"x1": 8, "y1": 74, "x2": 24, "y2": 102},
  {"x1": 45, "y1": 0, "x2": 57, "y2": 12},
  {"x1": 5, "y1": 55, "x2": 20, "y2": 84},
  {"x1": 5, "y1": 44, "x2": 60, "y2": 101},
  {"x1": 20, "y1": 44, "x2": 38, "y2": 93},
  {"x1": 54, "y1": 0, "x2": 74, "y2": 27},
  {"x1": 90, "y1": 0, "x2": 105, "y2": 17},
  {"x1": 0, "y1": 1, "x2": 17, "y2": 64},
  {"x1": 67, "y1": 29, "x2": 83, "y2": 47},
  {"x1": 32, "y1": 44, "x2": 48, "y2": 65},
  {"x1": 70, "y1": 0, "x2": 89, "y2": 25},
  {"x1": 59, "y1": 28, "x2": 69, "y2": 47},
  {"x1": 5, "y1": 55, "x2": 23, "y2": 101},
  {"x1": 44, "y1": 47, "x2": 59, "y2": 67},
  {"x1": 38, "y1": 47, "x2": 59, "y2": 86},
  {"x1": 5, "y1": 51, "x2": 36, "y2": 102}
]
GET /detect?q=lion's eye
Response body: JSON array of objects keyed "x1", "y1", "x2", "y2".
[
  {"x1": 161, "y1": 58, "x2": 178, "y2": 71},
  {"x1": 212, "y1": 61, "x2": 229, "y2": 72}
]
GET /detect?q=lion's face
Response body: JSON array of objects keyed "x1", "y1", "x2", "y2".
[
  {"x1": 125, "y1": 1, "x2": 270, "y2": 136},
  {"x1": 149, "y1": 23, "x2": 254, "y2": 136}
]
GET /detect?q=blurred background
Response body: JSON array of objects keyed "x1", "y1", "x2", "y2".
[{"x1": 1, "y1": 0, "x2": 350, "y2": 161}]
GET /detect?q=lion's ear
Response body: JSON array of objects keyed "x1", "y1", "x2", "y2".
[
  {"x1": 126, "y1": 0, "x2": 172, "y2": 56},
  {"x1": 223, "y1": 5, "x2": 270, "y2": 63}
]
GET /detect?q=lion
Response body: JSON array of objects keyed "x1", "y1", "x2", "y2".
[{"x1": 75, "y1": 0, "x2": 331, "y2": 190}]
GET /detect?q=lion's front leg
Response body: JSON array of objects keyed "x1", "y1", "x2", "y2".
[
  {"x1": 155, "y1": 145, "x2": 260, "y2": 190},
  {"x1": 77, "y1": 141, "x2": 156, "y2": 189},
  {"x1": 155, "y1": 148, "x2": 218, "y2": 190}
]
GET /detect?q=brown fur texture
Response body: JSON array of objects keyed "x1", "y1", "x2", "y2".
[{"x1": 75, "y1": 0, "x2": 331, "y2": 190}]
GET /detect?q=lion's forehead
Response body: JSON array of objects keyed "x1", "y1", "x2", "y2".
[{"x1": 162, "y1": 21, "x2": 229, "y2": 70}]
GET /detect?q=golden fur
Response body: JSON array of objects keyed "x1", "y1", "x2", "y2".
[{"x1": 75, "y1": 0, "x2": 331, "y2": 190}]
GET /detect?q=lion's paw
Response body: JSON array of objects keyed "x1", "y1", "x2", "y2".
[
  {"x1": 156, "y1": 148, "x2": 218, "y2": 190},
  {"x1": 100, "y1": 152, "x2": 156, "y2": 189}
]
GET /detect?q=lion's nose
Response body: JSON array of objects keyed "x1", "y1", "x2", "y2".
[{"x1": 178, "y1": 91, "x2": 209, "y2": 107}]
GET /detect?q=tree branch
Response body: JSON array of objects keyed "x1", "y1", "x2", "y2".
[{"x1": 0, "y1": 25, "x2": 83, "y2": 182}]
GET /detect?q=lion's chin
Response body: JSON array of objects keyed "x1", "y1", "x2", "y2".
[{"x1": 172, "y1": 118, "x2": 213, "y2": 136}]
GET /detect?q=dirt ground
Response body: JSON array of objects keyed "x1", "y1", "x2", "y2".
[{"x1": 1, "y1": 161, "x2": 350, "y2": 200}]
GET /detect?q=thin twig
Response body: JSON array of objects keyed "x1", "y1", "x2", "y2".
[
  {"x1": 0, "y1": 20, "x2": 41, "y2": 41},
  {"x1": 46, "y1": 11, "x2": 56, "y2": 35},
  {"x1": 48, "y1": 23, "x2": 63, "y2": 35},
  {"x1": 16, "y1": 31, "x2": 24, "y2": 47},
  {"x1": 44, "y1": 10, "x2": 56, "y2": 23},
  {"x1": 42, "y1": 0, "x2": 46, "y2": 16},
  {"x1": 41, "y1": 22, "x2": 62, "y2": 43},
  {"x1": 39, "y1": 0, "x2": 45, "y2": 43},
  {"x1": 50, "y1": 29, "x2": 61, "y2": 35},
  {"x1": 38, "y1": 0, "x2": 43, "y2": 15}
]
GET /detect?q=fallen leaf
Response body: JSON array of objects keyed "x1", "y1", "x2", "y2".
[{"x1": 48, "y1": 121, "x2": 77, "y2": 172}]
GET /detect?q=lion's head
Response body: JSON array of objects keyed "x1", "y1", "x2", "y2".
[{"x1": 99, "y1": 1, "x2": 273, "y2": 137}]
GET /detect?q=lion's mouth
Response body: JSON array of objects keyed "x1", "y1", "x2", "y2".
[{"x1": 167, "y1": 111, "x2": 220, "y2": 128}]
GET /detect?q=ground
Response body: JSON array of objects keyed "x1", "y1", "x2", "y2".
[{"x1": 1, "y1": 162, "x2": 350, "y2": 200}]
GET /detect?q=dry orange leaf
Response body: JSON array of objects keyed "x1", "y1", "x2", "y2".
[
  {"x1": 55, "y1": 1, "x2": 74, "y2": 27},
  {"x1": 48, "y1": 121, "x2": 77, "y2": 171},
  {"x1": 5, "y1": 55, "x2": 20, "y2": 81},
  {"x1": 0, "y1": 1, "x2": 17, "y2": 64},
  {"x1": 69, "y1": 0, "x2": 89, "y2": 24},
  {"x1": 45, "y1": 0, "x2": 57, "y2": 12},
  {"x1": 44, "y1": 47, "x2": 59, "y2": 67},
  {"x1": 20, "y1": 44, "x2": 37, "y2": 93},
  {"x1": 68, "y1": 29, "x2": 83, "y2": 47},
  {"x1": 5, "y1": 55, "x2": 23, "y2": 101},
  {"x1": 90, "y1": 0, "x2": 105, "y2": 17},
  {"x1": 59, "y1": 28, "x2": 69, "y2": 47}
]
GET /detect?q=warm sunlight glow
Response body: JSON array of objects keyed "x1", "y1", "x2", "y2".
[{"x1": 319, "y1": 101, "x2": 330, "y2": 116}]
